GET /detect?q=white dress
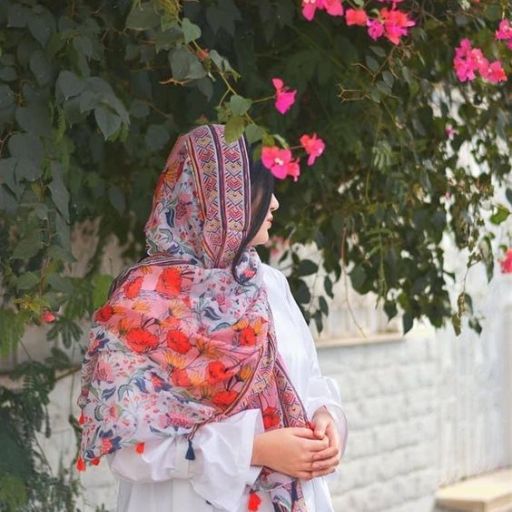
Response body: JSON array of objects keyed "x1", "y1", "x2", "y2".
[{"x1": 108, "y1": 264, "x2": 348, "y2": 512}]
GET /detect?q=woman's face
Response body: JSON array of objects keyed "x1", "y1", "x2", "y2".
[{"x1": 249, "y1": 194, "x2": 279, "y2": 246}]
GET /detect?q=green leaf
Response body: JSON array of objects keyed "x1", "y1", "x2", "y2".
[
  {"x1": 29, "y1": 50, "x2": 52, "y2": 86},
  {"x1": 56, "y1": 70, "x2": 85, "y2": 100},
  {"x1": 8, "y1": 134, "x2": 44, "y2": 164},
  {"x1": 182, "y1": 18, "x2": 202, "y2": 44},
  {"x1": 47, "y1": 274, "x2": 74, "y2": 294},
  {"x1": 224, "y1": 116, "x2": 245, "y2": 143},
  {"x1": 297, "y1": 259, "x2": 318, "y2": 276},
  {"x1": 490, "y1": 204, "x2": 510, "y2": 225},
  {"x1": 17, "y1": 272, "x2": 40, "y2": 290},
  {"x1": 94, "y1": 106, "x2": 122, "y2": 139},
  {"x1": 402, "y1": 312, "x2": 414, "y2": 334},
  {"x1": 12, "y1": 230, "x2": 42, "y2": 260},
  {"x1": 349, "y1": 265, "x2": 366, "y2": 290},
  {"x1": 169, "y1": 47, "x2": 206, "y2": 80},
  {"x1": 0, "y1": 85, "x2": 15, "y2": 109},
  {"x1": 15, "y1": 158, "x2": 42, "y2": 183},
  {"x1": 92, "y1": 274, "x2": 114, "y2": 309},
  {"x1": 49, "y1": 163, "x2": 70, "y2": 221},
  {"x1": 15, "y1": 105, "x2": 52, "y2": 136},
  {"x1": 0, "y1": 309, "x2": 26, "y2": 356},
  {"x1": 126, "y1": 2, "x2": 160, "y2": 30},
  {"x1": 229, "y1": 95, "x2": 252, "y2": 116},
  {"x1": 244, "y1": 124, "x2": 265, "y2": 144}
]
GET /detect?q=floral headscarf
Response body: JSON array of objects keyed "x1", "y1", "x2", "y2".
[{"x1": 77, "y1": 124, "x2": 309, "y2": 511}]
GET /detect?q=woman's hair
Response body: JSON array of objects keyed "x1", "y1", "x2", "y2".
[{"x1": 231, "y1": 142, "x2": 275, "y2": 281}]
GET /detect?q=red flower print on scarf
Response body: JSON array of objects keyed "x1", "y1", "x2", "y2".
[
  {"x1": 212, "y1": 389, "x2": 238, "y2": 407},
  {"x1": 95, "y1": 304, "x2": 114, "y2": 322},
  {"x1": 207, "y1": 361, "x2": 231, "y2": 384},
  {"x1": 125, "y1": 328, "x2": 159, "y2": 353},
  {"x1": 171, "y1": 368, "x2": 191, "y2": 387},
  {"x1": 240, "y1": 326, "x2": 257, "y2": 346},
  {"x1": 156, "y1": 268, "x2": 182, "y2": 296},
  {"x1": 166, "y1": 330, "x2": 191, "y2": 353},
  {"x1": 262, "y1": 406, "x2": 280, "y2": 430},
  {"x1": 124, "y1": 276, "x2": 143, "y2": 299}
]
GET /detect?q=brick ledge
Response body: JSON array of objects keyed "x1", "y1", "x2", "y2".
[{"x1": 436, "y1": 468, "x2": 512, "y2": 512}]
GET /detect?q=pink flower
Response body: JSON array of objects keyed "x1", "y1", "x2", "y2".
[
  {"x1": 500, "y1": 248, "x2": 512, "y2": 273},
  {"x1": 481, "y1": 60, "x2": 507, "y2": 83},
  {"x1": 323, "y1": 0, "x2": 344, "y2": 17},
  {"x1": 346, "y1": 8, "x2": 368, "y2": 26},
  {"x1": 41, "y1": 310, "x2": 56, "y2": 323},
  {"x1": 300, "y1": 133, "x2": 326, "y2": 166},
  {"x1": 261, "y1": 146, "x2": 301, "y2": 181},
  {"x1": 496, "y1": 19, "x2": 512, "y2": 41},
  {"x1": 380, "y1": 8, "x2": 415, "y2": 45},
  {"x1": 301, "y1": 0, "x2": 343, "y2": 21},
  {"x1": 302, "y1": 0, "x2": 323, "y2": 21},
  {"x1": 453, "y1": 39, "x2": 507, "y2": 84},
  {"x1": 272, "y1": 78, "x2": 296, "y2": 115},
  {"x1": 445, "y1": 125, "x2": 457, "y2": 138},
  {"x1": 367, "y1": 19, "x2": 385, "y2": 40}
]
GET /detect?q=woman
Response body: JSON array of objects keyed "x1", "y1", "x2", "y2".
[{"x1": 77, "y1": 124, "x2": 348, "y2": 512}]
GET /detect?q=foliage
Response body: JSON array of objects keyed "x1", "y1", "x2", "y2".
[{"x1": 1, "y1": 0, "x2": 512, "y2": 508}]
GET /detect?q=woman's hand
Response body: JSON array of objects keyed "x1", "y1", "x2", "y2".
[
  {"x1": 309, "y1": 407, "x2": 342, "y2": 478},
  {"x1": 251, "y1": 427, "x2": 329, "y2": 480}
]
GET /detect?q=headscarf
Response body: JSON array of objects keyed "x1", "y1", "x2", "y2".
[{"x1": 77, "y1": 124, "x2": 310, "y2": 511}]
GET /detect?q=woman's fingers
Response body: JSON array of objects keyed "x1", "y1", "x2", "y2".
[
  {"x1": 311, "y1": 446, "x2": 339, "y2": 462},
  {"x1": 290, "y1": 427, "x2": 316, "y2": 438},
  {"x1": 312, "y1": 454, "x2": 340, "y2": 472}
]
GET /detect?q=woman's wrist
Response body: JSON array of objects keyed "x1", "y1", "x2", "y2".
[{"x1": 251, "y1": 432, "x2": 265, "y2": 466}]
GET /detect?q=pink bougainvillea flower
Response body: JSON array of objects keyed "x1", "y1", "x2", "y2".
[
  {"x1": 323, "y1": 0, "x2": 344, "y2": 17},
  {"x1": 445, "y1": 125, "x2": 458, "y2": 138},
  {"x1": 302, "y1": 0, "x2": 343, "y2": 21},
  {"x1": 346, "y1": 8, "x2": 368, "y2": 26},
  {"x1": 261, "y1": 146, "x2": 301, "y2": 181},
  {"x1": 41, "y1": 310, "x2": 56, "y2": 323},
  {"x1": 496, "y1": 19, "x2": 512, "y2": 41},
  {"x1": 367, "y1": 19, "x2": 385, "y2": 40},
  {"x1": 272, "y1": 78, "x2": 297, "y2": 114},
  {"x1": 481, "y1": 60, "x2": 507, "y2": 83},
  {"x1": 380, "y1": 8, "x2": 416, "y2": 45},
  {"x1": 302, "y1": 0, "x2": 324, "y2": 21},
  {"x1": 454, "y1": 39, "x2": 506, "y2": 84},
  {"x1": 500, "y1": 248, "x2": 512, "y2": 273},
  {"x1": 300, "y1": 133, "x2": 326, "y2": 166},
  {"x1": 454, "y1": 39, "x2": 484, "y2": 82}
]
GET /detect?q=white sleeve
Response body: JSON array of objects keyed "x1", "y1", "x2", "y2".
[
  {"x1": 109, "y1": 409, "x2": 264, "y2": 510},
  {"x1": 284, "y1": 280, "x2": 349, "y2": 458}
]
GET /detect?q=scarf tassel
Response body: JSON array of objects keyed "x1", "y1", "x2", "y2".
[
  {"x1": 291, "y1": 479, "x2": 298, "y2": 503},
  {"x1": 185, "y1": 439, "x2": 195, "y2": 461}
]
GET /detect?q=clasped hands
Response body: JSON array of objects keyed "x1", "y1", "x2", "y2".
[{"x1": 251, "y1": 406, "x2": 342, "y2": 480}]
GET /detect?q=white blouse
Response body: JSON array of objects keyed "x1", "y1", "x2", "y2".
[{"x1": 108, "y1": 264, "x2": 348, "y2": 512}]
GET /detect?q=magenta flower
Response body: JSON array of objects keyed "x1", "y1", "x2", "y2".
[
  {"x1": 481, "y1": 60, "x2": 507, "y2": 83},
  {"x1": 302, "y1": 0, "x2": 324, "y2": 21},
  {"x1": 496, "y1": 19, "x2": 512, "y2": 41},
  {"x1": 380, "y1": 8, "x2": 415, "y2": 45},
  {"x1": 272, "y1": 78, "x2": 297, "y2": 115},
  {"x1": 300, "y1": 133, "x2": 326, "y2": 166},
  {"x1": 323, "y1": 0, "x2": 344, "y2": 17},
  {"x1": 367, "y1": 19, "x2": 385, "y2": 40},
  {"x1": 302, "y1": 0, "x2": 343, "y2": 21},
  {"x1": 346, "y1": 8, "x2": 368, "y2": 26},
  {"x1": 500, "y1": 248, "x2": 512, "y2": 273},
  {"x1": 261, "y1": 146, "x2": 301, "y2": 181}
]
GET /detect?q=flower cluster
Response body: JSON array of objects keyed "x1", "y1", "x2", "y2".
[
  {"x1": 453, "y1": 38, "x2": 507, "y2": 84},
  {"x1": 263, "y1": 78, "x2": 326, "y2": 181},
  {"x1": 303, "y1": 0, "x2": 415, "y2": 46},
  {"x1": 496, "y1": 19, "x2": 512, "y2": 49}
]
